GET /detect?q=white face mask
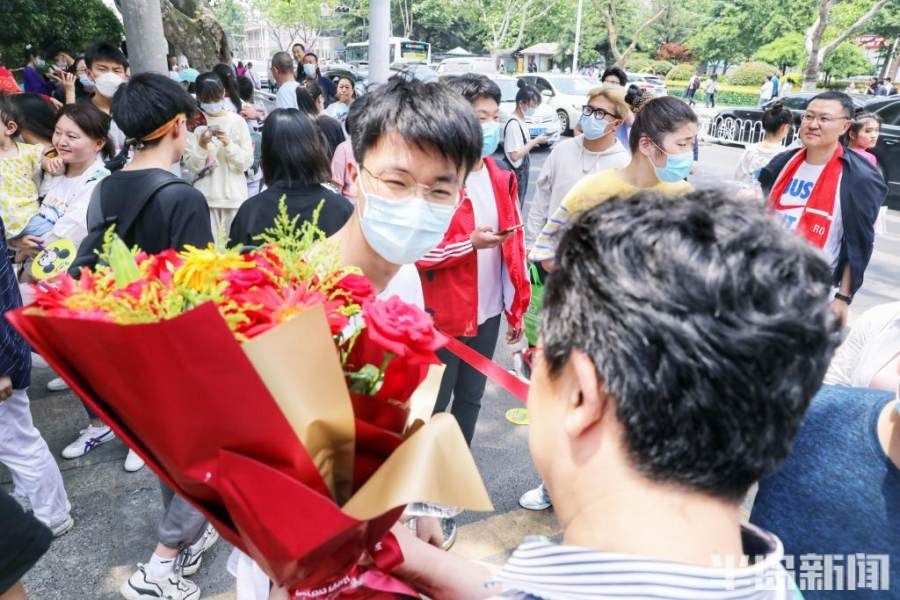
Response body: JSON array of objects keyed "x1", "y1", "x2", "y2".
[{"x1": 94, "y1": 72, "x2": 124, "y2": 98}]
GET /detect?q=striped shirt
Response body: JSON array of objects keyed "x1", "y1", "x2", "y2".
[
  {"x1": 0, "y1": 217, "x2": 31, "y2": 389},
  {"x1": 487, "y1": 524, "x2": 801, "y2": 600}
]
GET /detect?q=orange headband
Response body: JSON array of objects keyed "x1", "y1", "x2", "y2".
[{"x1": 142, "y1": 113, "x2": 186, "y2": 142}]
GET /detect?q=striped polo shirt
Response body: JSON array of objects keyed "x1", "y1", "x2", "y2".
[{"x1": 487, "y1": 523, "x2": 801, "y2": 600}]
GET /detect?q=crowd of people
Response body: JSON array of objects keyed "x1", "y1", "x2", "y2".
[{"x1": 0, "y1": 38, "x2": 897, "y2": 600}]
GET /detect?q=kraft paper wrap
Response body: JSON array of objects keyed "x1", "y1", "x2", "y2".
[{"x1": 244, "y1": 306, "x2": 493, "y2": 516}]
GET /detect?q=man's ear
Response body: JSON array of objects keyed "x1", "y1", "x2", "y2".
[{"x1": 563, "y1": 350, "x2": 609, "y2": 439}]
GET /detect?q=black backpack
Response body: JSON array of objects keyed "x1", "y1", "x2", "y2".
[{"x1": 69, "y1": 171, "x2": 183, "y2": 276}]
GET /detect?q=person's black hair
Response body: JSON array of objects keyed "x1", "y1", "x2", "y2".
[
  {"x1": 601, "y1": 66, "x2": 628, "y2": 86},
  {"x1": 0, "y1": 94, "x2": 21, "y2": 135},
  {"x1": 55, "y1": 102, "x2": 114, "y2": 159},
  {"x1": 260, "y1": 108, "x2": 331, "y2": 187},
  {"x1": 542, "y1": 188, "x2": 842, "y2": 501},
  {"x1": 348, "y1": 76, "x2": 480, "y2": 177},
  {"x1": 167, "y1": 55, "x2": 177, "y2": 70},
  {"x1": 628, "y1": 96, "x2": 698, "y2": 153},
  {"x1": 196, "y1": 72, "x2": 225, "y2": 104},
  {"x1": 761, "y1": 100, "x2": 793, "y2": 135},
  {"x1": 845, "y1": 111, "x2": 883, "y2": 146},
  {"x1": 292, "y1": 43, "x2": 305, "y2": 52},
  {"x1": 237, "y1": 61, "x2": 244, "y2": 69},
  {"x1": 444, "y1": 73, "x2": 501, "y2": 105},
  {"x1": 515, "y1": 79, "x2": 540, "y2": 107},
  {"x1": 295, "y1": 83, "x2": 320, "y2": 116},
  {"x1": 107, "y1": 72, "x2": 197, "y2": 170},
  {"x1": 8, "y1": 93, "x2": 58, "y2": 142},
  {"x1": 810, "y1": 90, "x2": 855, "y2": 119},
  {"x1": 212, "y1": 63, "x2": 242, "y2": 112},
  {"x1": 84, "y1": 40, "x2": 128, "y2": 70},
  {"x1": 271, "y1": 51, "x2": 294, "y2": 76},
  {"x1": 237, "y1": 75, "x2": 254, "y2": 103},
  {"x1": 24, "y1": 46, "x2": 41, "y2": 62}
]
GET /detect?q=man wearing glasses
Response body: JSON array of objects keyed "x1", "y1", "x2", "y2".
[{"x1": 759, "y1": 91, "x2": 886, "y2": 325}]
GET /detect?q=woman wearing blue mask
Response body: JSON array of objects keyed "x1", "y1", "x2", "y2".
[
  {"x1": 300, "y1": 52, "x2": 337, "y2": 106},
  {"x1": 183, "y1": 73, "x2": 255, "y2": 243},
  {"x1": 530, "y1": 95, "x2": 697, "y2": 269},
  {"x1": 502, "y1": 81, "x2": 549, "y2": 207}
]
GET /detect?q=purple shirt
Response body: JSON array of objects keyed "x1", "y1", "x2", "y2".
[{"x1": 22, "y1": 66, "x2": 52, "y2": 95}]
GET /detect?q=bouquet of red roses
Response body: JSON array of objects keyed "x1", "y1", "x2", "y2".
[{"x1": 8, "y1": 205, "x2": 492, "y2": 598}]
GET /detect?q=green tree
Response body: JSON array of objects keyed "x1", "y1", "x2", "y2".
[
  {"x1": 0, "y1": 0, "x2": 122, "y2": 66},
  {"x1": 254, "y1": 0, "x2": 325, "y2": 50},
  {"x1": 753, "y1": 32, "x2": 806, "y2": 73},
  {"x1": 822, "y1": 42, "x2": 872, "y2": 83},
  {"x1": 211, "y1": 0, "x2": 247, "y2": 38}
]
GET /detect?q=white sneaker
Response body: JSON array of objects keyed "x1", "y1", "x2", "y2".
[
  {"x1": 519, "y1": 484, "x2": 552, "y2": 511},
  {"x1": 47, "y1": 377, "x2": 70, "y2": 392},
  {"x1": 121, "y1": 564, "x2": 199, "y2": 600},
  {"x1": 180, "y1": 524, "x2": 219, "y2": 576},
  {"x1": 61, "y1": 425, "x2": 115, "y2": 459},
  {"x1": 49, "y1": 514, "x2": 75, "y2": 537},
  {"x1": 31, "y1": 352, "x2": 50, "y2": 369},
  {"x1": 124, "y1": 449, "x2": 145, "y2": 473}
]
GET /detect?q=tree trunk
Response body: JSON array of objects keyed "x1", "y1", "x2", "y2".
[
  {"x1": 614, "y1": 7, "x2": 666, "y2": 67},
  {"x1": 118, "y1": 0, "x2": 169, "y2": 75},
  {"x1": 159, "y1": 0, "x2": 231, "y2": 71}
]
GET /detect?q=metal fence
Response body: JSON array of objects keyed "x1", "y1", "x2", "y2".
[{"x1": 699, "y1": 115, "x2": 797, "y2": 148}]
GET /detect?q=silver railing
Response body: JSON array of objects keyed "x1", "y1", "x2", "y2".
[{"x1": 699, "y1": 115, "x2": 797, "y2": 148}]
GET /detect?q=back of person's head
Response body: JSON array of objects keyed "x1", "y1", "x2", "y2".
[
  {"x1": 540, "y1": 188, "x2": 843, "y2": 501},
  {"x1": 295, "y1": 84, "x2": 319, "y2": 116},
  {"x1": 348, "y1": 76, "x2": 481, "y2": 177},
  {"x1": 271, "y1": 51, "x2": 293, "y2": 75},
  {"x1": 515, "y1": 79, "x2": 540, "y2": 107},
  {"x1": 810, "y1": 90, "x2": 855, "y2": 119},
  {"x1": 260, "y1": 108, "x2": 330, "y2": 187},
  {"x1": 196, "y1": 72, "x2": 226, "y2": 104},
  {"x1": 627, "y1": 96, "x2": 697, "y2": 153},
  {"x1": 0, "y1": 94, "x2": 22, "y2": 136},
  {"x1": 84, "y1": 40, "x2": 128, "y2": 70},
  {"x1": 602, "y1": 66, "x2": 628, "y2": 86},
  {"x1": 237, "y1": 75, "x2": 254, "y2": 103},
  {"x1": 212, "y1": 63, "x2": 242, "y2": 111},
  {"x1": 55, "y1": 102, "x2": 114, "y2": 159},
  {"x1": 444, "y1": 73, "x2": 501, "y2": 105},
  {"x1": 8, "y1": 93, "x2": 58, "y2": 143},
  {"x1": 107, "y1": 72, "x2": 196, "y2": 169},
  {"x1": 761, "y1": 100, "x2": 793, "y2": 135}
]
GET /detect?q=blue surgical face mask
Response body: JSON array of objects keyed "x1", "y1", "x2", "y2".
[
  {"x1": 201, "y1": 100, "x2": 231, "y2": 114},
  {"x1": 524, "y1": 106, "x2": 536, "y2": 118},
  {"x1": 78, "y1": 74, "x2": 95, "y2": 89},
  {"x1": 358, "y1": 179, "x2": 457, "y2": 265},
  {"x1": 579, "y1": 114, "x2": 611, "y2": 140},
  {"x1": 481, "y1": 121, "x2": 501, "y2": 158},
  {"x1": 303, "y1": 63, "x2": 316, "y2": 77},
  {"x1": 650, "y1": 143, "x2": 694, "y2": 183}
]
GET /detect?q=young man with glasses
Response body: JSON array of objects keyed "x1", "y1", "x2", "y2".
[
  {"x1": 417, "y1": 74, "x2": 530, "y2": 449},
  {"x1": 759, "y1": 91, "x2": 886, "y2": 325}
]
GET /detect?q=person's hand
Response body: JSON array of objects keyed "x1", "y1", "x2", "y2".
[
  {"x1": 43, "y1": 155, "x2": 65, "y2": 175},
  {"x1": 534, "y1": 133, "x2": 550, "y2": 145},
  {"x1": 506, "y1": 327, "x2": 523, "y2": 344},
  {"x1": 0, "y1": 376, "x2": 12, "y2": 402},
  {"x1": 414, "y1": 516, "x2": 444, "y2": 548},
  {"x1": 831, "y1": 297, "x2": 850, "y2": 327},
  {"x1": 9, "y1": 235, "x2": 43, "y2": 260},
  {"x1": 540, "y1": 259, "x2": 555, "y2": 272},
  {"x1": 240, "y1": 104, "x2": 263, "y2": 120},
  {"x1": 61, "y1": 71, "x2": 76, "y2": 92},
  {"x1": 213, "y1": 129, "x2": 230, "y2": 146},
  {"x1": 46, "y1": 96, "x2": 63, "y2": 110},
  {"x1": 470, "y1": 226, "x2": 509, "y2": 250},
  {"x1": 199, "y1": 128, "x2": 214, "y2": 149}
]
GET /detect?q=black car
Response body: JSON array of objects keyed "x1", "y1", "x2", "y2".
[
  {"x1": 709, "y1": 92, "x2": 871, "y2": 146},
  {"x1": 868, "y1": 98, "x2": 900, "y2": 208}
]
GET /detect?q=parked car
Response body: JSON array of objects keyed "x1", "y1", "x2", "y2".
[
  {"x1": 437, "y1": 56, "x2": 498, "y2": 76},
  {"x1": 516, "y1": 73, "x2": 599, "y2": 134},
  {"x1": 494, "y1": 75, "x2": 561, "y2": 147},
  {"x1": 627, "y1": 72, "x2": 668, "y2": 97},
  {"x1": 869, "y1": 98, "x2": 900, "y2": 209},
  {"x1": 709, "y1": 92, "x2": 870, "y2": 146}
]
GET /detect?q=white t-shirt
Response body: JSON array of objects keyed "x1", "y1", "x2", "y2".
[
  {"x1": 380, "y1": 263, "x2": 424, "y2": 309},
  {"x1": 275, "y1": 81, "x2": 300, "y2": 110},
  {"x1": 773, "y1": 161, "x2": 843, "y2": 271},
  {"x1": 466, "y1": 166, "x2": 504, "y2": 325},
  {"x1": 39, "y1": 156, "x2": 109, "y2": 248},
  {"x1": 503, "y1": 117, "x2": 529, "y2": 169}
]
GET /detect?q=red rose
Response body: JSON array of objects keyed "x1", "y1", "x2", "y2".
[
  {"x1": 333, "y1": 272, "x2": 376, "y2": 307},
  {"x1": 362, "y1": 296, "x2": 446, "y2": 365},
  {"x1": 142, "y1": 249, "x2": 182, "y2": 286}
]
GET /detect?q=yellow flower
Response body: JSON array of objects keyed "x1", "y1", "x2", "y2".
[{"x1": 174, "y1": 245, "x2": 251, "y2": 295}]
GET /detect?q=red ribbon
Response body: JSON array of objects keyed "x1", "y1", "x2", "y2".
[{"x1": 444, "y1": 337, "x2": 529, "y2": 404}]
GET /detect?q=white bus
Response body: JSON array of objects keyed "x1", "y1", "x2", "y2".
[{"x1": 345, "y1": 37, "x2": 432, "y2": 65}]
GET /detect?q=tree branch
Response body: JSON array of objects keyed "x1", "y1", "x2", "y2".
[
  {"x1": 603, "y1": 0, "x2": 621, "y2": 62},
  {"x1": 820, "y1": 0, "x2": 890, "y2": 59},
  {"x1": 617, "y1": 7, "x2": 667, "y2": 65}
]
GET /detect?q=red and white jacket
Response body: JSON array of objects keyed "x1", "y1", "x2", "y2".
[{"x1": 416, "y1": 158, "x2": 530, "y2": 338}]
